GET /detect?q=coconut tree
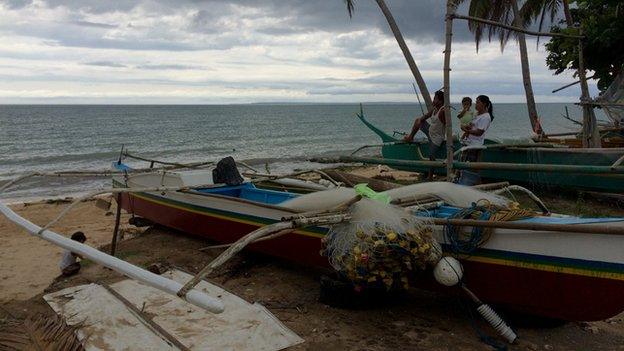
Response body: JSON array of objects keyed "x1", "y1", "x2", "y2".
[
  {"x1": 461, "y1": 0, "x2": 544, "y2": 135},
  {"x1": 514, "y1": 0, "x2": 599, "y2": 145},
  {"x1": 521, "y1": 0, "x2": 574, "y2": 31},
  {"x1": 344, "y1": 0, "x2": 433, "y2": 110}
]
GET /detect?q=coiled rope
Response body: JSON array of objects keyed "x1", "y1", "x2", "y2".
[{"x1": 444, "y1": 200, "x2": 534, "y2": 255}]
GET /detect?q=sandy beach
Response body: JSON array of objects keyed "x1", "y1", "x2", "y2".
[{"x1": 0, "y1": 198, "x2": 133, "y2": 302}]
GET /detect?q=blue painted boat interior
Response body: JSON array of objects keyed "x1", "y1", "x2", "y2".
[
  {"x1": 198, "y1": 182, "x2": 298, "y2": 205},
  {"x1": 422, "y1": 205, "x2": 624, "y2": 224}
]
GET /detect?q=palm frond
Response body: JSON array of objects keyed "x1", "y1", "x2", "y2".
[
  {"x1": 520, "y1": 0, "x2": 563, "y2": 48},
  {"x1": 344, "y1": 0, "x2": 355, "y2": 18},
  {"x1": 0, "y1": 314, "x2": 84, "y2": 351}
]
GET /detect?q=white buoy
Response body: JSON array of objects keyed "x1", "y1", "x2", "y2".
[{"x1": 433, "y1": 256, "x2": 463, "y2": 286}]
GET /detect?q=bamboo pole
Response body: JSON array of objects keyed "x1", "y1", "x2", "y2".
[
  {"x1": 0, "y1": 202, "x2": 224, "y2": 313},
  {"x1": 544, "y1": 127, "x2": 624, "y2": 138},
  {"x1": 123, "y1": 151, "x2": 213, "y2": 169},
  {"x1": 443, "y1": 1, "x2": 455, "y2": 182},
  {"x1": 450, "y1": 14, "x2": 583, "y2": 39},
  {"x1": 611, "y1": 154, "x2": 624, "y2": 170},
  {"x1": 110, "y1": 194, "x2": 122, "y2": 256},
  {"x1": 578, "y1": 102, "x2": 624, "y2": 108},
  {"x1": 577, "y1": 30, "x2": 601, "y2": 148},
  {"x1": 243, "y1": 170, "x2": 341, "y2": 187},
  {"x1": 412, "y1": 83, "x2": 426, "y2": 115},
  {"x1": 177, "y1": 213, "x2": 351, "y2": 298},
  {"x1": 427, "y1": 216, "x2": 624, "y2": 236},
  {"x1": 552, "y1": 75, "x2": 595, "y2": 93},
  {"x1": 338, "y1": 156, "x2": 624, "y2": 175}
]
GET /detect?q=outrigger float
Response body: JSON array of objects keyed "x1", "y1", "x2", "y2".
[{"x1": 112, "y1": 161, "x2": 624, "y2": 322}]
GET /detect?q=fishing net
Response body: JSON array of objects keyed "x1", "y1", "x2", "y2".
[
  {"x1": 321, "y1": 198, "x2": 439, "y2": 290},
  {"x1": 282, "y1": 182, "x2": 512, "y2": 212},
  {"x1": 384, "y1": 182, "x2": 511, "y2": 209}
]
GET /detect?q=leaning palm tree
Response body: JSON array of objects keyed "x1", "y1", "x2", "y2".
[
  {"x1": 461, "y1": 0, "x2": 544, "y2": 135},
  {"x1": 344, "y1": 0, "x2": 433, "y2": 110}
]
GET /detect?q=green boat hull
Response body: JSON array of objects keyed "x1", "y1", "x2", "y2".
[{"x1": 358, "y1": 114, "x2": 624, "y2": 192}]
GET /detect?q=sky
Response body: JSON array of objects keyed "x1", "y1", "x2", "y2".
[{"x1": 0, "y1": 0, "x2": 597, "y2": 104}]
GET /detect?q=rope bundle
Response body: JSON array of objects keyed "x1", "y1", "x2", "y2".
[{"x1": 444, "y1": 201, "x2": 534, "y2": 255}]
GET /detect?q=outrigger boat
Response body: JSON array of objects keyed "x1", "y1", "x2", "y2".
[
  {"x1": 355, "y1": 111, "x2": 624, "y2": 192},
  {"x1": 113, "y1": 163, "x2": 624, "y2": 322}
]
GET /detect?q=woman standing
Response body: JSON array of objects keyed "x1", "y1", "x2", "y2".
[{"x1": 457, "y1": 95, "x2": 493, "y2": 184}]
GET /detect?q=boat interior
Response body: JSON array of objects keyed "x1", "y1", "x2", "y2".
[{"x1": 197, "y1": 183, "x2": 298, "y2": 205}]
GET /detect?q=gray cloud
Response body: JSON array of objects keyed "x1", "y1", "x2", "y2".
[
  {"x1": 69, "y1": 20, "x2": 117, "y2": 29},
  {"x1": 84, "y1": 61, "x2": 127, "y2": 68},
  {"x1": 0, "y1": 0, "x2": 583, "y2": 104},
  {"x1": 136, "y1": 63, "x2": 208, "y2": 70}
]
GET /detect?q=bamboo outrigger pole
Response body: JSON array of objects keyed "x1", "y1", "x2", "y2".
[
  {"x1": 443, "y1": 0, "x2": 456, "y2": 182},
  {"x1": 338, "y1": 155, "x2": 624, "y2": 174},
  {"x1": 450, "y1": 14, "x2": 584, "y2": 39},
  {"x1": 0, "y1": 202, "x2": 225, "y2": 314}
]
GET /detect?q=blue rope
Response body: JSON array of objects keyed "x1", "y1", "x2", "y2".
[{"x1": 444, "y1": 204, "x2": 495, "y2": 255}]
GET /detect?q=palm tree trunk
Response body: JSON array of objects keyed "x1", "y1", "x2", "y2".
[
  {"x1": 562, "y1": 0, "x2": 573, "y2": 26},
  {"x1": 375, "y1": 0, "x2": 433, "y2": 111},
  {"x1": 512, "y1": 0, "x2": 542, "y2": 135}
]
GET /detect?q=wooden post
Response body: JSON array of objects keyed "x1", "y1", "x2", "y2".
[
  {"x1": 578, "y1": 30, "x2": 601, "y2": 148},
  {"x1": 110, "y1": 193, "x2": 122, "y2": 256},
  {"x1": 443, "y1": 0, "x2": 455, "y2": 181}
]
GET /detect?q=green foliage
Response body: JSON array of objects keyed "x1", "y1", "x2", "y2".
[{"x1": 545, "y1": 0, "x2": 624, "y2": 91}]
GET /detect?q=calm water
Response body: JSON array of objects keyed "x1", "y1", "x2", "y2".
[{"x1": 0, "y1": 103, "x2": 603, "y2": 200}]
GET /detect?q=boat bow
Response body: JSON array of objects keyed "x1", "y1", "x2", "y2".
[{"x1": 356, "y1": 110, "x2": 399, "y2": 143}]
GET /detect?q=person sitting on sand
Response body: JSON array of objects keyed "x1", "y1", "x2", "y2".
[
  {"x1": 403, "y1": 90, "x2": 447, "y2": 180},
  {"x1": 59, "y1": 231, "x2": 86, "y2": 277},
  {"x1": 457, "y1": 96, "x2": 474, "y2": 138}
]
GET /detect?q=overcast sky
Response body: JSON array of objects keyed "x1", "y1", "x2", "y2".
[{"x1": 0, "y1": 0, "x2": 596, "y2": 104}]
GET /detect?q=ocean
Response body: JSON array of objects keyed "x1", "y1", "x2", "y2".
[{"x1": 0, "y1": 103, "x2": 602, "y2": 201}]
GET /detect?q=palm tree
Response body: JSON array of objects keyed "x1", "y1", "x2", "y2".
[
  {"x1": 462, "y1": 0, "x2": 543, "y2": 135},
  {"x1": 521, "y1": 0, "x2": 574, "y2": 31},
  {"x1": 521, "y1": 0, "x2": 602, "y2": 147},
  {"x1": 344, "y1": 0, "x2": 433, "y2": 111}
]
